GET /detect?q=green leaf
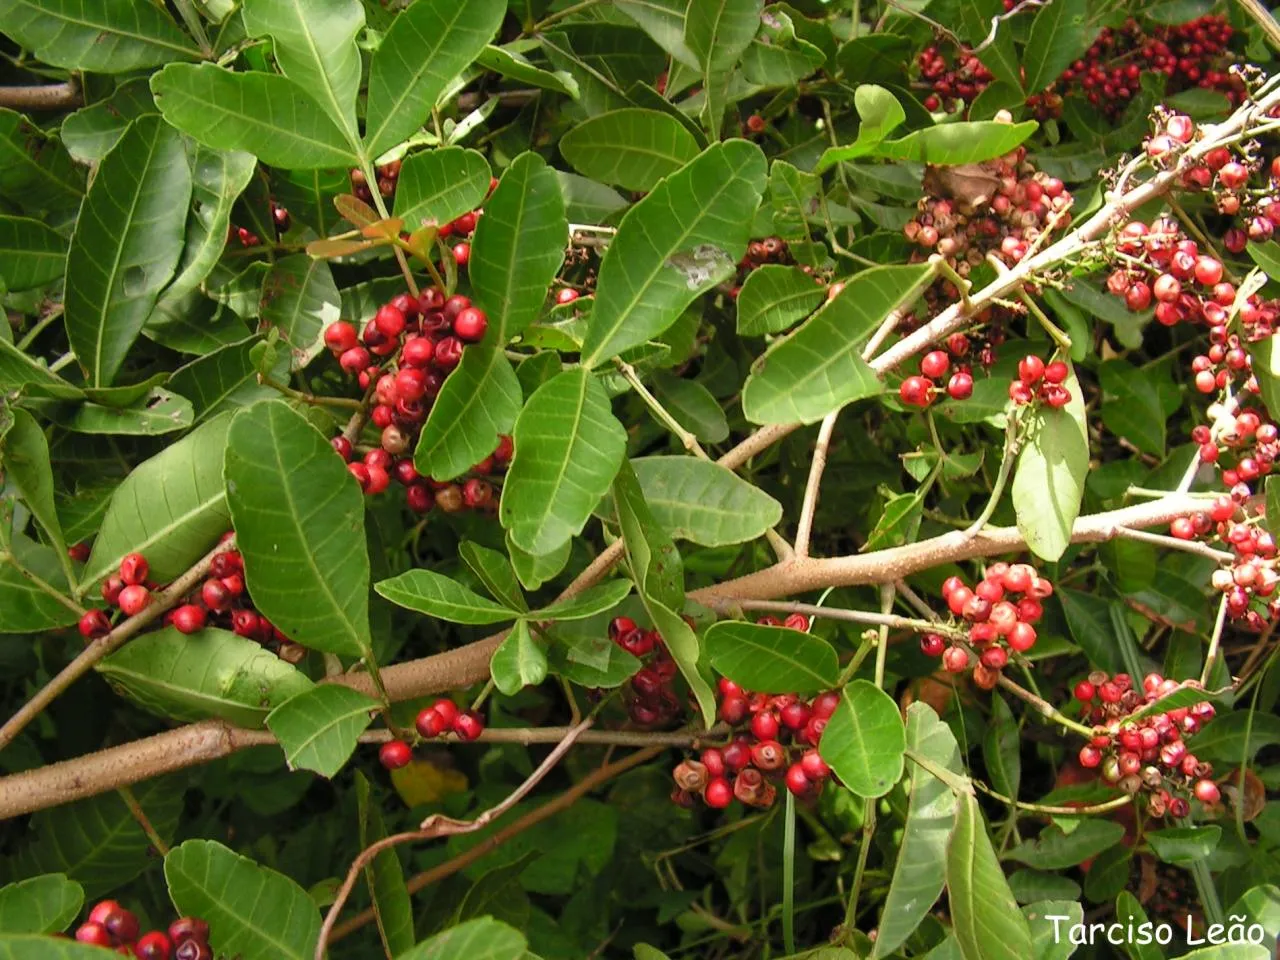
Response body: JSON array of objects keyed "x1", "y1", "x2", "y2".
[
  {"x1": 151, "y1": 64, "x2": 360, "y2": 169},
  {"x1": 819, "y1": 681, "x2": 905, "y2": 798},
  {"x1": 98, "y1": 626, "x2": 314, "y2": 727},
  {"x1": 393, "y1": 916, "x2": 527, "y2": 960},
  {"x1": 64, "y1": 115, "x2": 192, "y2": 386},
  {"x1": 876, "y1": 120, "x2": 1038, "y2": 165},
  {"x1": 18, "y1": 777, "x2": 183, "y2": 899},
  {"x1": 819, "y1": 85, "x2": 911, "y2": 171},
  {"x1": 1180, "y1": 947, "x2": 1269, "y2": 960},
  {"x1": 1114, "y1": 891, "x2": 1163, "y2": 960},
  {"x1": 1012, "y1": 365, "x2": 1089, "y2": 561},
  {"x1": 983, "y1": 693, "x2": 1021, "y2": 799},
  {"x1": 241, "y1": 0, "x2": 363, "y2": 150},
  {"x1": 0, "y1": 217, "x2": 64, "y2": 291},
  {"x1": 741, "y1": 10, "x2": 825, "y2": 87},
  {"x1": 769, "y1": 160, "x2": 820, "y2": 241},
  {"x1": 1, "y1": 408, "x2": 66, "y2": 564},
  {"x1": 530, "y1": 580, "x2": 633, "y2": 621},
  {"x1": 365, "y1": 0, "x2": 505, "y2": 157},
  {"x1": 0, "y1": 0, "x2": 197, "y2": 72},
  {"x1": 490, "y1": 619, "x2": 549, "y2": 695},
  {"x1": 561, "y1": 109, "x2": 701, "y2": 192},
  {"x1": 155, "y1": 145, "x2": 257, "y2": 312},
  {"x1": 259, "y1": 255, "x2": 340, "y2": 370},
  {"x1": 735, "y1": 264, "x2": 824, "y2": 336},
  {"x1": 612, "y1": 460, "x2": 716, "y2": 724},
  {"x1": 685, "y1": 0, "x2": 763, "y2": 134},
  {"x1": 83, "y1": 413, "x2": 231, "y2": 587},
  {"x1": 0, "y1": 339, "x2": 83, "y2": 400},
  {"x1": 507, "y1": 532, "x2": 571, "y2": 591},
  {"x1": 835, "y1": 34, "x2": 911, "y2": 86},
  {"x1": 499, "y1": 368, "x2": 627, "y2": 556},
  {"x1": 416, "y1": 152, "x2": 565, "y2": 481},
  {"x1": 0, "y1": 938, "x2": 152, "y2": 959},
  {"x1": 956, "y1": 0, "x2": 1021, "y2": 90},
  {"x1": 225, "y1": 401, "x2": 371, "y2": 657},
  {"x1": 375, "y1": 569, "x2": 520, "y2": 624},
  {"x1": 0, "y1": 108, "x2": 83, "y2": 215},
  {"x1": 1058, "y1": 589, "x2": 1125, "y2": 674},
  {"x1": 581, "y1": 140, "x2": 767, "y2": 366},
  {"x1": 353, "y1": 774, "x2": 414, "y2": 955},
  {"x1": 625, "y1": 456, "x2": 783, "y2": 546},
  {"x1": 704, "y1": 619, "x2": 838, "y2": 694},
  {"x1": 1023, "y1": 0, "x2": 1097, "y2": 95},
  {"x1": 742, "y1": 263, "x2": 932, "y2": 424},
  {"x1": 165, "y1": 839, "x2": 320, "y2": 960},
  {"x1": 649, "y1": 371, "x2": 729, "y2": 443},
  {"x1": 60, "y1": 78, "x2": 154, "y2": 165},
  {"x1": 0, "y1": 537, "x2": 79, "y2": 633},
  {"x1": 266, "y1": 684, "x2": 379, "y2": 777},
  {"x1": 459, "y1": 541, "x2": 528, "y2": 612},
  {"x1": 0, "y1": 875, "x2": 83, "y2": 935},
  {"x1": 1100, "y1": 358, "x2": 1165, "y2": 455},
  {"x1": 168, "y1": 337, "x2": 289, "y2": 422},
  {"x1": 1227, "y1": 885, "x2": 1280, "y2": 958},
  {"x1": 1248, "y1": 241, "x2": 1280, "y2": 281},
  {"x1": 1146, "y1": 826, "x2": 1221, "y2": 865},
  {"x1": 1083, "y1": 844, "x2": 1132, "y2": 904},
  {"x1": 1023, "y1": 900, "x2": 1083, "y2": 960},
  {"x1": 947, "y1": 793, "x2": 1033, "y2": 960},
  {"x1": 864, "y1": 491, "x2": 923, "y2": 551},
  {"x1": 394, "y1": 148, "x2": 492, "y2": 231},
  {"x1": 1126, "y1": 683, "x2": 1221, "y2": 723},
  {"x1": 872, "y1": 703, "x2": 962, "y2": 959},
  {"x1": 474, "y1": 44, "x2": 580, "y2": 99},
  {"x1": 548, "y1": 621, "x2": 642, "y2": 688},
  {"x1": 1006, "y1": 821, "x2": 1127, "y2": 870},
  {"x1": 1009, "y1": 871, "x2": 1081, "y2": 905}
]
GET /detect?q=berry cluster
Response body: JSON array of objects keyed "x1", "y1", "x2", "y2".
[
  {"x1": 378, "y1": 698, "x2": 486, "y2": 770},
  {"x1": 80, "y1": 541, "x2": 304, "y2": 662},
  {"x1": 1008, "y1": 354, "x2": 1071, "y2": 407},
  {"x1": 323, "y1": 290, "x2": 513, "y2": 512},
  {"x1": 610, "y1": 616, "x2": 683, "y2": 727},
  {"x1": 433, "y1": 206, "x2": 482, "y2": 267},
  {"x1": 1074, "y1": 671, "x2": 1220, "y2": 814},
  {"x1": 73, "y1": 899, "x2": 210, "y2": 959},
  {"x1": 350, "y1": 159, "x2": 401, "y2": 205},
  {"x1": 727, "y1": 234, "x2": 795, "y2": 299},
  {"x1": 674, "y1": 660, "x2": 837, "y2": 809},
  {"x1": 898, "y1": 348, "x2": 973, "y2": 407},
  {"x1": 921, "y1": 562, "x2": 1050, "y2": 690},
  {"x1": 919, "y1": 15, "x2": 1241, "y2": 118}
]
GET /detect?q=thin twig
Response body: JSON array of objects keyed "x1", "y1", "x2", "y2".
[
  {"x1": 1110, "y1": 525, "x2": 1233, "y2": 564},
  {"x1": 317, "y1": 719, "x2": 596, "y2": 957},
  {"x1": 960, "y1": 412, "x2": 1021, "y2": 539},
  {"x1": 1201, "y1": 593, "x2": 1230, "y2": 687},
  {"x1": 971, "y1": 0, "x2": 1051, "y2": 52},
  {"x1": 117, "y1": 786, "x2": 170, "y2": 855},
  {"x1": 616, "y1": 359, "x2": 708, "y2": 458},
  {"x1": 0, "y1": 551, "x2": 85, "y2": 617},
  {"x1": 794, "y1": 412, "x2": 838, "y2": 558},
  {"x1": 704, "y1": 597, "x2": 963, "y2": 639}
]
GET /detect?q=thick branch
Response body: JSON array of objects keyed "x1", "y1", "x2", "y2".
[
  {"x1": 0, "y1": 493, "x2": 1201, "y2": 819},
  {"x1": 0, "y1": 82, "x2": 81, "y2": 111}
]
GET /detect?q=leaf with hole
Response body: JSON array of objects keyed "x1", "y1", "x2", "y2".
[
  {"x1": 375, "y1": 569, "x2": 520, "y2": 625},
  {"x1": 225, "y1": 401, "x2": 371, "y2": 657},
  {"x1": 266, "y1": 684, "x2": 379, "y2": 778},
  {"x1": 164, "y1": 839, "x2": 320, "y2": 960},
  {"x1": 704, "y1": 621, "x2": 838, "y2": 694},
  {"x1": 98, "y1": 625, "x2": 314, "y2": 728},
  {"x1": 872, "y1": 703, "x2": 963, "y2": 958},
  {"x1": 581, "y1": 141, "x2": 767, "y2": 366},
  {"x1": 417, "y1": 152, "x2": 565, "y2": 481},
  {"x1": 742, "y1": 263, "x2": 932, "y2": 424},
  {"x1": 365, "y1": 0, "x2": 505, "y2": 157},
  {"x1": 947, "y1": 793, "x2": 1033, "y2": 960},
  {"x1": 64, "y1": 115, "x2": 192, "y2": 386},
  {"x1": 499, "y1": 368, "x2": 627, "y2": 556},
  {"x1": 818, "y1": 681, "x2": 905, "y2": 797}
]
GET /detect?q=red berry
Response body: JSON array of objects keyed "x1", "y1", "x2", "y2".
[
  {"x1": 201, "y1": 578, "x2": 231, "y2": 612},
  {"x1": 746, "y1": 114, "x2": 766, "y2": 133},
  {"x1": 119, "y1": 552, "x2": 149, "y2": 586},
  {"x1": 920, "y1": 350, "x2": 950, "y2": 379},
  {"x1": 1078, "y1": 745, "x2": 1102, "y2": 768},
  {"x1": 720, "y1": 695, "x2": 749, "y2": 725},
  {"x1": 324, "y1": 321, "x2": 358, "y2": 353},
  {"x1": 339, "y1": 346, "x2": 372, "y2": 374},
  {"x1": 453, "y1": 306, "x2": 488, "y2": 343},
  {"x1": 1043, "y1": 361, "x2": 1068, "y2": 384},
  {"x1": 750, "y1": 711, "x2": 780, "y2": 741},
  {"x1": 374, "y1": 304, "x2": 406, "y2": 339},
  {"x1": 1194, "y1": 256, "x2": 1224, "y2": 286},
  {"x1": 1218, "y1": 161, "x2": 1249, "y2": 189},
  {"x1": 1170, "y1": 517, "x2": 1195, "y2": 540},
  {"x1": 899, "y1": 375, "x2": 933, "y2": 408},
  {"x1": 1018, "y1": 355, "x2": 1045, "y2": 384},
  {"x1": 1193, "y1": 779, "x2": 1220, "y2": 805},
  {"x1": 171, "y1": 604, "x2": 206, "y2": 635},
  {"x1": 453, "y1": 710, "x2": 484, "y2": 741},
  {"x1": 401, "y1": 336, "x2": 435, "y2": 368},
  {"x1": 800, "y1": 749, "x2": 830, "y2": 780},
  {"x1": 919, "y1": 632, "x2": 946, "y2": 657},
  {"x1": 1125, "y1": 281, "x2": 1152, "y2": 311},
  {"x1": 231, "y1": 609, "x2": 260, "y2": 638},
  {"x1": 78, "y1": 609, "x2": 111, "y2": 640},
  {"x1": 451, "y1": 242, "x2": 471, "y2": 265},
  {"x1": 784, "y1": 763, "x2": 811, "y2": 796},
  {"x1": 415, "y1": 707, "x2": 448, "y2": 738},
  {"x1": 782, "y1": 612, "x2": 809, "y2": 632},
  {"x1": 751, "y1": 740, "x2": 786, "y2": 771},
  {"x1": 703, "y1": 777, "x2": 733, "y2": 808},
  {"x1": 117, "y1": 584, "x2": 151, "y2": 617},
  {"x1": 1007, "y1": 621, "x2": 1036, "y2": 652},
  {"x1": 1073, "y1": 680, "x2": 1095, "y2": 702},
  {"x1": 947, "y1": 371, "x2": 973, "y2": 400},
  {"x1": 137, "y1": 931, "x2": 173, "y2": 960},
  {"x1": 452, "y1": 211, "x2": 477, "y2": 234},
  {"x1": 76, "y1": 923, "x2": 113, "y2": 946},
  {"x1": 556, "y1": 288, "x2": 580, "y2": 304},
  {"x1": 379, "y1": 740, "x2": 412, "y2": 769},
  {"x1": 780, "y1": 700, "x2": 811, "y2": 730},
  {"x1": 432, "y1": 698, "x2": 459, "y2": 726},
  {"x1": 167, "y1": 918, "x2": 208, "y2": 945},
  {"x1": 103, "y1": 906, "x2": 139, "y2": 942},
  {"x1": 942, "y1": 646, "x2": 969, "y2": 673},
  {"x1": 811, "y1": 691, "x2": 840, "y2": 719}
]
